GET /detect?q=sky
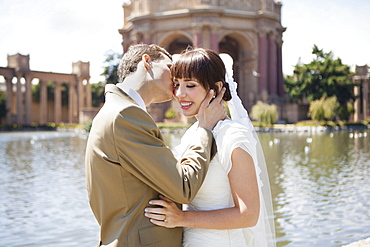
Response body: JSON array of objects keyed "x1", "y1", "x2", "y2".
[{"x1": 1, "y1": 0, "x2": 369, "y2": 84}]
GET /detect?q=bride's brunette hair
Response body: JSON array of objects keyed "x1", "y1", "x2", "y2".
[{"x1": 171, "y1": 48, "x2": 232, "y2": 101}]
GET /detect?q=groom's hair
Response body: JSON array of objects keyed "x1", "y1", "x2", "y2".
[{"x1": 117, "y1": 44, "x2": 172, "y2": 83}]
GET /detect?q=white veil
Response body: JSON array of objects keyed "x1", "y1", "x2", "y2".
[{"x1": 223, "y1": 59, "x2": 276, "y2": 247}]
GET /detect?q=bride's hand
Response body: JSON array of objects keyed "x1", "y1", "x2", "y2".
[{"x1": 144, "y1": 195, "x2": 184, "y2": 228}]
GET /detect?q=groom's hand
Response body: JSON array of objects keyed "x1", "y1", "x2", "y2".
[{"x1": 198, "y1": 87, "x2": 227, "y2": 130}]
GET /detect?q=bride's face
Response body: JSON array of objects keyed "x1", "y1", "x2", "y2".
[{"x1": 173, "y1": 78, "x2": 208, "y2": 117}]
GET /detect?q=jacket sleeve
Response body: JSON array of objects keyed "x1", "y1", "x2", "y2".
[{"x1": 113, "y1": 106, "x2": 217, "y2": 204}]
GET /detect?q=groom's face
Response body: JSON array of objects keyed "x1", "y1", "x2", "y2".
[{"x1": 150, "y1": 54, "x2": 174, "y2": 103}]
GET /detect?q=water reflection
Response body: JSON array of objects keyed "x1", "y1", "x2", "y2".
[
  {"x1": 258, "y1": 130, "x2": 370, "y2": 246},
  {"x1": 0, "y1": 131, "x2": 99, "y2": 246},
  {"x1": 0, "y1": 130, "x2": 369, "y2": 246}
]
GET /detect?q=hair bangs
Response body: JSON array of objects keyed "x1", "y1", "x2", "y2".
[{"x1": 172, "y1": 52, "x2": 207, "y2": 81}]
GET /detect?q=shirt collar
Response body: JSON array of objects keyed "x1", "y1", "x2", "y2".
[{"x1": 116, "y1": 84, "x2": 147, "y2": 111}]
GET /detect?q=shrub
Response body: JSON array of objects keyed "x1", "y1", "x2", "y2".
[
  {"x1": 308, "y1": 98, "x2": 326, "y2": 121},
  {"x1": 323, "y1": 96, "x2": 339, "y2": 120},
  {"x1": 84, "y1": 121, "x2": 92, "y2": 132},
  {"x1": 250, "y1": 101, "x2": 278, "y2": 127},
  {"x1": 164, "y1": 108, "x2": 177, "y2": 119},
  {"x1": 308, "y1": 96, "x2": 342, "y2": 121}
]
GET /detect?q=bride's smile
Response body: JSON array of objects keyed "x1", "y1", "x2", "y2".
[
  {"x1": 173, "y1": 78, "x2": 207, "y2": 117},
  {"x1": 179, "y1": 101, "x2": 193, "y2": 109}
]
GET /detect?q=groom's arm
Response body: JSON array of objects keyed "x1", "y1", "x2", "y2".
[
  {"x1": 114, "y1": 107, "x2": 216, "y2": 203},
  {"x1": 115, "y1": 88, "x2": 226, "y2": 203}
]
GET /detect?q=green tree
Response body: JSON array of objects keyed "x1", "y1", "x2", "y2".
[
  {"x1": 0, "y1": 92, "x2": 6, "y2": 122},
  {"x1": 91, "y1": 82, "x2": 105, "y2": 107},
  {"x1": 101, "y1": 50, "x2": 122, "y2": 85},
  {"x1": 32, "y1": 81, "x2": 68, "y2": 106},
  {"x1": 285, "y1": 45, "x2": 356, "y2": 120},
  {"x1": 89, "y1": 51, "x2": 122, "y2": 107}
]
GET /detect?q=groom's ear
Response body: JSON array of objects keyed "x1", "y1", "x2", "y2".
[{"x1": 142, "y1": 54, "x2": 152, "y2": 70}]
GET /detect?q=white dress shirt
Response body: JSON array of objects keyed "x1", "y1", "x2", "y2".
[{"x1": 117, "y1": 84, "x2": 147, "y2": 111}]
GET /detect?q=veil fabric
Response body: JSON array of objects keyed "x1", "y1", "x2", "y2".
[
  {"x1": 172, "y1": 57, "x2": 276, "y2": 246},
  {"x1": 224, "y1": 61, "x2": 276, "y2": 247}
]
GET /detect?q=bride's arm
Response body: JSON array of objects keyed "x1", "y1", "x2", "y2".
[{"x1": 144, "y1": 147, "x2": 260, "y2": 229}]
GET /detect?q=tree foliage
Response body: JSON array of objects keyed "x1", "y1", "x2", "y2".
[
  {"x1": 90, "y1": 51, "x2": 122, "y2": 107},
  {"x1": 32, "y1": 82, "x2": 69, "y2": 106},
  {"x1": 0, "y1": 92, "x2": 6, "y2": 121},
  {"x1": 101, "y1": 50, "x2": 122, "y2": 85},
  {"x1": 91, "y1": 82, "x2": 105, "y2": 107},
  {"x1": 284, "y1": 45, "x2": 356, "y2": 120}
]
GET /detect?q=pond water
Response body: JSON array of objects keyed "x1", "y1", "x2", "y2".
[
  {"x1": 257, "y1": 130, "x2": 370, "y2": 246},
  {"x1": 0, "y1": 129, "x2": 369, "y2": 246}
]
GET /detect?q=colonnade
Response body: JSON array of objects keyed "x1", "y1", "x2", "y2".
[
  {"x1": 0, "y1": 53, "x2": 91, "y2": 126},
  {"x1": 258, "y1": 30, "x2": 284, "y2": 98},
  {"x1": 353, "y1": 65, "x2": 369, "y2": 122}
]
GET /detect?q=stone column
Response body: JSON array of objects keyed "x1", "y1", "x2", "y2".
[
  {"x1": 78, "y1": 78, "x2": 84, "y2": 112},
  {"x1": 259, "y1": 0, "x2": 266, "y2": 11},
  {"x1": 363, "y1": 79, "x2": 369, "y2": 120},
  {"x1": 68, "y1": 82, "x2": 74, "y2": 123},
  {"x1": 16, "y1": 76, "x2": 24, "y2": 125},
  {"x1": 72, "y1": 83, "x2": 78, "y2": 123},
  {"x1": 239, "y1": 61, "x2": 256, "y2": 110},
  {"x1": 24, "y1": 76, "x2": 33, "y2": 125},
  {"x1": 130, "y1": 31, "x2": 137, "y2": 45},
  {"x1": 276, "y1": 40, "x2": 284, "y2": 96},
  {"x1": 40, "y1": 80, "x2": 47, "y2": 124},
  {"x1": 122, "y1": 33, "x2": 130, "y2": 53},
  {"x1": 202, "y1": 26, "x2": 211, "y2": 49},
  {"x1": 353, "y1": 82, "x2": 361, "y2": 122},
  {"x1": 86, "y1": 79, "x2": 92, "y2": 108},
  {"x1": 143, "y1": 32, "x2": 152, "y2": 44},
  {"x1": 5, "y1": 77, "x2": 13, "y2": 125},
  {"x1": 54, "y1": 82, "x2": 62, "y2": 124},
  {"x1": 258, "y1": 30, "x2": 268, "y2": 96},
  {"x1": 211, "y1": 24, "x2": 220, "y2": 52},
  {"x1": 192, "y1": 26, "x2": 202, "y2": 48},
  {"x1": 268, "y1": 32, "x2": 277, "y2": 96}
]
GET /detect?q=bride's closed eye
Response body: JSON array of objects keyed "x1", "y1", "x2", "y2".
[
  {"x1": 184, "y1": 79, "x2": 199, "y2": 88},
  {"x1": 173, "y1": 83, "x2": 195, "y2": 88},
  {"x1": 173, "y1": 78, "x2": 199, "y2": 89}
]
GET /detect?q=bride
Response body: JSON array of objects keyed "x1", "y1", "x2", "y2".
[{"x1": 144, "y1": 48, "x2": 276, "y2": 247}]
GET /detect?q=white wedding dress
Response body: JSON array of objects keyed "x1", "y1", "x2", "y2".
[
  {"x1": 174, "y1": 119, "x2": 272, "y2": 247},
  {"x1": 173, "y1": 57, "x2": 275, "y2": 247}
]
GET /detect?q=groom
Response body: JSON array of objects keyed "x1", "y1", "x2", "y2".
[{"x1": 85, "y1": 44, "x2": 226, "y2": 246}]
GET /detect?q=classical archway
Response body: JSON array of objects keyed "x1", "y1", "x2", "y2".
[
  {"x1": 159, "y1": 32, "x2": 193, "y2": 54},
  {"x1": 218, "y1": 32, "x2": 257, "y2": 109},
  {"x1": 119, "y1": 0, "x2": 285, "y2": 121},
  {"x1": 0, "y1": 53, "x2": 92, "y2": 126}
]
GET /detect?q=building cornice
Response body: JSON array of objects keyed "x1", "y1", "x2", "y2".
[{"x1": 124, "y1": 7, "x2": 281, "y2": 24}]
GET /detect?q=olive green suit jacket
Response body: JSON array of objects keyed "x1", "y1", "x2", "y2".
[{"x1": 85, "y1": 84, "x2": 216, "y2": 247}]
